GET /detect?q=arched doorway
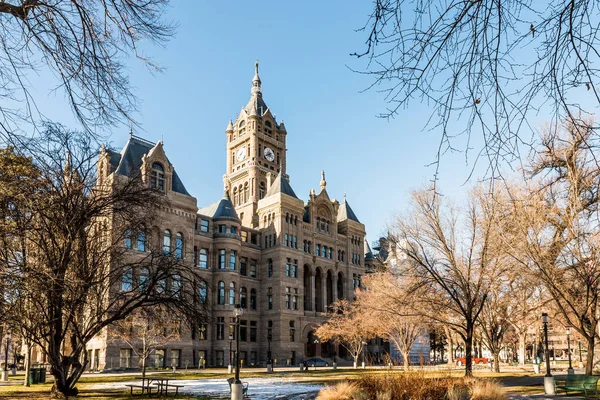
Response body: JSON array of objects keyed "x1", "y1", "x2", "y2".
[
  {"x1": 315, "y1": 268, "x2": 323, "y2": 312},
  {"x1": 337, "y1": 272, "x2": 344, "y2": 300},
  {"x1": 303, "y1": 265, "x2": 312, "y2": 311}
]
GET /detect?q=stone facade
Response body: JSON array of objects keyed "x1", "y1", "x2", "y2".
[{"x1": 84, "y1": 63, "x2": 370, "y2": 370}]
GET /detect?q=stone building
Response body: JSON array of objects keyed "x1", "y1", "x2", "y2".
[{"x1": 84, "y1": 63, "x2": 370, "y2": 370}]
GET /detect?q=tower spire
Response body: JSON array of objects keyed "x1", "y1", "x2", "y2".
[
  {"x1": 320, "y1": 170, "x2": 327, "y2": 190},
  {"x1": 251, "y1": 60, "x2": 262, "y2": 97}
]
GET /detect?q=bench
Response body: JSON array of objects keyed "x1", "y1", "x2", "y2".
[
  {"x1": 555, "y1": 375, "x2": 600, "y2": 397},
  {"x1": 227, "y1": 377, "x2": 249, "y2": 398}
]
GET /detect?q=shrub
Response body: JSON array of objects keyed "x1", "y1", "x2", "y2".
[{"x1": 316, "y1": 381, "x2": 359, "y2": 400}]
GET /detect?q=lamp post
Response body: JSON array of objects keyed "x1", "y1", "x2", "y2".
[
  {"x1": 228, "y1": 335, "x2": 233, "y2": 374},
  {"x1": 542, "y1": 313, "x2": 555, "y2": 395},
  {"x1": 578, "y1": 339, "x2": 584, "y2": 369},
  {"x1": 231, "y1": 305, "x2": 244, "y2": 400},
  {"x1": 1, "y1": 329, "x2": 10, "y2": 382},
  {"x1": 566, "y1": 327, "x2": 574, "y2": 375},
  {"x1": 266, "y1": 334, "x2": 272, "y2": 373}
]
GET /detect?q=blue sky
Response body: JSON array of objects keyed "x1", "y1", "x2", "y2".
[{"x1": 30, "y1": 1, "x2": 512, "y2": 244}]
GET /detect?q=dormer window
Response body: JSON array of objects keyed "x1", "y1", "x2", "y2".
[{"x1": 151, "y1": 162, "x2": 165, "y2": 191}]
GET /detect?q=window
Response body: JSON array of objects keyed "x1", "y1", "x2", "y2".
[
  {"x1": 216, "y1": 317, "x2": 225, "y2": 340},
  {"x1": 200, "y1": 219, "x2": 209, "y2": 232},
  {"x1": 175, "y1": 233, "x2": 184, "y2": 259},
  {"x1": 241, "y1": 231, "x2": 248, "y2": 242},
  {"x1": 328, "y1": 247, "x2": 332, "y2": 259},
  {"x1": 229, "y1": 318, "x2": 235, "y2": 340},
  {"x1": 171, "y1": 274, "x2": 182, "y2": 298},
  {"x1": 240, "y1": 320, "x2": 247, "y2": 342},
  {"x1": 268, "y1": 292, "x2": 273, "y2": 310},
  {"x1": 137, "y1": 231, "x2": 146, "y2": 252},
  {"x1": 250, "y1": 289, "x2": 257, "y2": 310},
  {"x1": 229, "y1": 282, "x2": 236, "y2": 305},
  {"x1": 316, "y1": 244, "x2": 320, "y2": 256},
  {"x1": 268, "y1": 259, "x2": 273, "y2": 277},
  {"x1": 199, "y1": 248, "x2": 208, "y2": 269},
  {"x1": 156, "y1": 278, "x2": 167, "y2": 294},
  {"x1": 229, "y1": 250, "x2": 237, "y2": 270},
  {"x1": 218, "y1": 249, "x2": 226, "y2": 269},
  {"x1": 154, "y1": 349, "x2": 165, "y2": 368},
  {"x1": 293, "y1": 236, "x2": 297, "y2": 249},
  {"x1": 121, "y1": 266, "x2": 133, "y2": 292},
  {"x1": 321, "y1": 246, "x2": 326, "y2": 258},
  {"x1": 259, "y1": 182, "x2": 266, "y2": 199},
  {"x1": 250, "y1": 321, "x2": 257, "y2": 342},
  {"x1": 216, "y1": 350, "x2": 224, "y2": 367},
  {"x1": 285, "y1": 234, "x2": 289, "y2": 247},
  {"x1": 285, "y1": 287, "x2": 291, "y2": 309},
  {"x1": 219, "y1": 224, "x2": 227, "y2": 233},
  {"x1": 249, "y1": 260, "x2": 257, "y2": 277},
  {"x1": 292, "y1": 259, "x2": 298, "y2": 278},
  {"x1": 230, "y1": 226, "x2": 238, "y2": 234},
  {"x1": 198, "y1": 281, "x2": 207, "y2": 304},
  {"x1": 289, "y1": 321, "x2": 295, "y2": 342},
  {"x1": 293, "y1": 288, "x2": 298, "y2": 310},
  {"x1": 240, "y1": 287, "x2": 247, "y2": 308},
  {"x1": 151, "y1": 162, "x2": 165, "y2": 191},
  {"x1": 138, "y1": 267, "x2": 149, "y2": 293},
  {"x1": 240, "y1": 257, "x2": 247, "y2": 276},
  {"x1": 123, "y1": 230, "x2": 133, "y2": 248},
  {"x1": 218, "y1": 281, "x2": 225, "y2": 304},
  {"x1": 120, "y1": 348, "x2": 132, "y2": 368},
  {"x1": 163, "y1": 230, "x2": 171, "y2": 255},
  {"x1": 170, "y1": 349, "x2": 181, "y2": 368},
  {"x1": 285, "y1": 261, "x2": 290, "y2": 277}
]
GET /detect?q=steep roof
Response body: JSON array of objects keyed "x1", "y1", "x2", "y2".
[
  {"x1": 110, "y1": 136, "x2": 190, "y2": 196},
  {"x1": 198, "y1": 191, "x2": 239, "y2": 221},
  {"x1": 337, "y1": 199, "x2": 361, "y2": 223},
  {"x1": 364, "y1": 239, "x2": 374, "y2": 261},
  {"x1": 265, "y1": 173, "x2": 298, "y2": 199}
]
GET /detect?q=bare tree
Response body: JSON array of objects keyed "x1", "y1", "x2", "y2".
[
  {"x1": 357, "y1": 272, "x2": 427, "y2": 370},
  {"x1": 354, "y1": 0, "x2": 600, "y2": 179},
  {"x1": 315, "y1": 300, "x2": 376, "y2": 369},
  {"x1": 111, "y1": 307, "x2": 180, "y2": 379},
  {"x1": 390, "y1": 187, "x2": 506, "y2": 376},
  {"x1": 502, "y1": 118, "x2": 600, "y2": 375},
  {"x1": 0, "y1": 0, "x2": 173, "y2": 139},
  {"x1": 1, "y1": 124, "x2": 209, "y2": 397}
]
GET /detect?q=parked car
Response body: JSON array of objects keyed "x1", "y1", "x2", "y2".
[
  {"x1": 306, "y1": 357, "x2": 329, "y2": 367},
  {"x1": 455, "y1": 357, "x2": 489, "y2": 366}
]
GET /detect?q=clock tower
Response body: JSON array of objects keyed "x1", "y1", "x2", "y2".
[{"x1": 224, "y1": 62, "x2": 288, "y2": 227}]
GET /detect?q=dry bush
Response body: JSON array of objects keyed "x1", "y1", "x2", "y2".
[
  {"x1": 316, "y1": 373, "x2": 506, "y2": 400},
  {"x1": 316, "y1": 381, "x2": 359, "y2": 400}
]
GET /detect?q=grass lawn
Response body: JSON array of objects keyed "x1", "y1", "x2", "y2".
[{"x1": 0, "y1": 368, "x2": 544, "y2": 398}]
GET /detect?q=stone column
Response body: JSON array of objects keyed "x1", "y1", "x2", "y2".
[
  {"x1": 310, "y1": 274, "x2": 315, "y2": 312},
  {"x1": 321, "y1": 276, "x2": 327, "y2": 312},
  {"x1": 332, "y1": 274, "x2": 338, "y2": 303}
]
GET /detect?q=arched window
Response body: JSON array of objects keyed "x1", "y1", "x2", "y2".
[
  {"x1": 175, "y1": 233, "x2": 184, "y2": 259},
  {"x1": 172, "y1": 274, "x2": 182, "y2": 298},
  {"x1": 218, "y1": 281, "x2": 225, "y2": 305},
  {"x1": 244, "y1": 183, "x2": 249, "y2": 203},
  {"x1": 151, "y1": 162, "x2": 165, "y2": 191},
  {"x1": 229, "y1": 282, "x2": 236, "y2": 305},
  {"x1": 198, "y1": 281, "x2": 208, "y2": 304},
  {"x1": 250, "y1": 289, "x2": 257, "y2": 310},
  {"x1": 123, "y1": 230, "x2": 133, "y2": 249},
  {"x1": 259, "y1": 182, "x2": 266, "y2": 199},
  {"x1": 137, "y1": 230, "x2": 146, "y2": 252},
  {"x1": 121, "y1": 266, "x2": 133, "y2": 292},
  {"x1": 285, "y1": 213, "x2": 289, "y2": 223},
  {"x1": 163, "y1": 230, "x2": 171, "y2": 255},
  {"x1": 240, "y1": 287, "x2": 248, "y2": 308},
  {"x1": 233, "y1": 187, "x2": 238, "y2": 205},
  {"x1": 138, "y1": 267, "x2": 149, "y2": 293}
]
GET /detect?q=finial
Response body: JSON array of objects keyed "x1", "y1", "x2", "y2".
[
  {"x1": 251, "y1": 60, "x2": 262, "y2": 97},
  {"x1": 255, "y1": 60, "x2": 259, "y2": 75},
  {"x1": 344, "y1": 192, "x2": 347, "y2": 201},
  {"x1": 129, "y1": 121, "x2": 133, "y2": 137},
  {"x1": 320, "y1": 170, "x2": 327, "y2": 190}
]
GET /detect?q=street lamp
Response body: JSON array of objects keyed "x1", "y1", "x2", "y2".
[
  {"x1": 231, "y1": 305, "x2": 244, "y2": 400},
  {"x1": 1, "y1": 329, "x2": 10, "y2": 382},
  {"x1": 228, "y1": 335, "x2": 234, "y2": 374},
  {"x1": 566, "y1": 327, "x2": 574, "y2": 375},
  {"x1": 266, "y1": 334, "x2": 273, "y2": 373},
  {"x1": 542, "y1": 313, "x2": 555, "y2": 395}
]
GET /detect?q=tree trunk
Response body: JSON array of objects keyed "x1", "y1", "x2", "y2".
[
  {"x1": 446, "y1": 329, "x2": 453, "y2": 364},
  {"x1": 586, "y1": 335, "x2": 595, "y2": 376},
  {"x1": 142, "y1": 356, "x2": 146, "y2": 380},
  {"x1": 518, "y1": 331, "x2": 526, "y2": 365},
  {"x1": 493, "y1": 352, "x2": 500, "y2": 373},
  {"x1": 401, "y1": 350, "x2": 410, "y2": 371},
  {"x1": 23, "y1": 341, "x2": 31, "y2": 387},
  {"x1": 464, "y1": 323, "x2": 474, "y2": 377}
]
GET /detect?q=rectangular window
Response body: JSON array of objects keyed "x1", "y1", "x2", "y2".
[
  {"x1": 293, "y1": 295, "x2": 298, "y2": 310},
  {"x1": 264, "y1": 235, "x2": 268, "y2": 248},
  {"x1": 268, "y1": 294, "x2": 273, "y2": 310},
  {"x1": 230, "y1": 250, "x2": 237, "y2": 270},
  {"x1": 136, "y1": 231, "x2": 146, "y2": 252},
  {"x1": 249, "y1": 260, "x2": 257, "y2": 277},
  {"x1": 290, "y1": 322, "x2": 295, "y2": 342},
  {"x1": 250, "y1": 351, "x2": 257, "y2": 366},
  {"x1": 229, "y1": 318, "x2": 236, "y2": 340},
  {"x1": 316, "y1": 244, "x2": 320, "y2": 256},
  {"x1": 230, "y1": 226, "x2": 238, "y2": 234},
  {"x1": 292, "y1": 260, "x2": 298, "y2": 278},
  {"x1": 285, "y1": 260, "x2": 290, "y2": 277},
  {"x1": 240, "y1": 257, "x2": 247, "y2": 276},
  {"x1": 240, "y1": 320, "x2": 247, "y2": 342},
  {"x1": 216, "y1": 351, "x2": 224, "y2": 367},
  {"x1": 154, "y1": 349, "x2": 165, "y2": 368},
  {"x1": 328, "y1": 247, "x2": 332, "y2": 259},
  {"x1": 241, "y1": 231, "x2": 248, "y2": 242},
  {"x1": 123, "y1": 230, "x2": 132, "y2": 249},
  {"x1": 119, "y1": 348, "x2": 132, "y2": 368},
  {"x1": 268, "y1": 259, "x2": 273, "y2": 277},
  {"x1": 216, "y1": 317, "x2": 225, "y2": 340},
  {"x1": 250, "y1": 321, "x2": 257, "y2": 342},
  {"x1": 293, "y1": 236, "x2": 297, "y2": 249},
  {"x1": 285, "y1": 234, "x2": 289, "y2": 247},
  {"x1": 200, "y1": 219, "x2": 209, "y2": 233},
  {"x1": 219, "y1": 224, "x2": 227, "y2": 233},
  {"x1": 170, "y1": 349, "x2": 181, "y2": 368},
  {"x1": 285, "y1": 287, "x2": 291, "y2": 309},
  {"x1": 219, "y1": 249, "x2": 226, "y2": 269},
  {"x1": 199, "y1": 248, "x2": 208, "y2": 268},
  {"x1": 321, "y1": 246, "x2": 327, "y2": 258}
]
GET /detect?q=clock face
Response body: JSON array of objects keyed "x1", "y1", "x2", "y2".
[
  {"x1": 236, "y1": 147, "x2": 246, "y2": 162},
  {"x1": 264, "y1": 147, "x2": 275, "y2": 162}
]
